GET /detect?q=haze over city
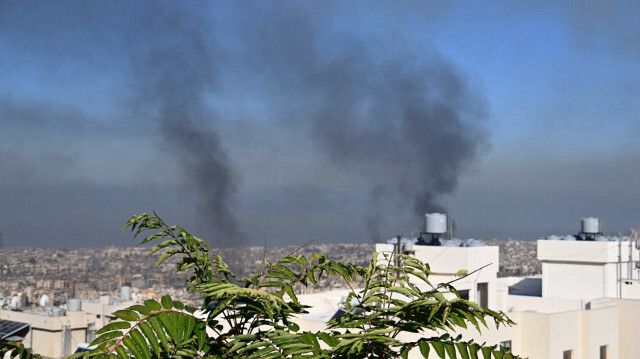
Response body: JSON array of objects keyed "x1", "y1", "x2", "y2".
[{"x1": 1, "y1": 1, "x2": 639, "y2": 248}]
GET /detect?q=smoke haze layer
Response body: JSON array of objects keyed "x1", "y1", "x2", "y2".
[
  {"x1": 231, "y1": 3, "x2": 490, "y2": 240},
  {"x1": 127, "y1": 4, "x2": 248, "y2": 245},
  {"x1": 0, "y1": 1, "x2": 508, "y2": 247},
  {"x1": 107, "y1": 2, "x2": 490, "y2": 243}
]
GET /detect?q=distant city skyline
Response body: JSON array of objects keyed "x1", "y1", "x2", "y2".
[{"x1": 1, "y1": 1, "x2": 639, "y2": 248}]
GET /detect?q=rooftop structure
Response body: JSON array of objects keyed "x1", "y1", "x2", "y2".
[
  {"x1": 295, "y1": 215, "x2": 640, "y2": 358},
  {"x1": 0, "y1": 293, "x2": 135, "y2": 358},
  {"x1": 0, "y1": 307, "x2": 87, "y2": 358}
]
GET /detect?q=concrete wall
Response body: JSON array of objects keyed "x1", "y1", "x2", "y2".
[
  {"x1": 543, "y1": 262, "x2": 606, "y2": 300},
  {"x1": 295, "y1": 242, "x2": 640, "y2": 359},
  {"x1": 540, "y1": 239, "x2": 640, "y2": 301},
  {"x1": 582, "y1": 306, "x2": 619, "y2": 359},
  {"x1": 538, "y1": 240, "x2": 639, "y2": 264},
  {"x1": 617, "y1": 300, "x2": 640, "y2": 358},
  {"x1": 620, "y1": 279, "x2": 640, "y2": 298},
  {"x1": 507, "y1": 294, "x2": 583, "y2": 314},
  {"x1": 514, "y1": 307, "x2": 618, "y2": 359},
  {"x1": 82, "y1": 295, "x2": 134, "y2": 330},
  {"x1": 375, "y1": 244, "x2": 499, "y2": 307}
]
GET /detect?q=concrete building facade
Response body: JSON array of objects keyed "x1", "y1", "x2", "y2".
[{"x1": 296, "y1": 238, "x2": 640, "y2": 358}]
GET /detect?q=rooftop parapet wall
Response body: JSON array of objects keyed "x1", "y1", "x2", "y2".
[
  {"x1": 375, "y1": 244, "x2": 499, "y2": 280},
  {"x1": 537, "y1": 240, "x2": 639, "y2": 264}
]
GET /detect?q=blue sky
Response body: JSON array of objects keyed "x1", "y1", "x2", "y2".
[{"x1": 1, "y1": 1, "x2": 639, "y2": 247}]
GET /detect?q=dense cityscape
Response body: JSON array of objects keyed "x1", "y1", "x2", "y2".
[{"x1": 0, "y1": 239, "x2": 540, "y2": 308}]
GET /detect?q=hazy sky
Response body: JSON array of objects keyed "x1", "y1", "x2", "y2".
[{"x1": 1, "y1": 1, "x2": 639, "y2": 248}]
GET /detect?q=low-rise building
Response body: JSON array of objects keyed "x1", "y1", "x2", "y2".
[
  {"x1": 296, "y1": 216, "x2": 640, "y2": 358},
  {"x1": 0, "y1": 307, "x2": 87, "y2": 358}
]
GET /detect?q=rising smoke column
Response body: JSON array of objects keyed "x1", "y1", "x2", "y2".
[
  {"x1": 309, "y1": 57, "x2": 489, "y2": 240},
  {"x1": 238, "y1": 3, "x2": 490, "y2": 240},
  {"x1": 124, "y1": 2, "x2": 488, "y2": 244},
  {"x1": 128, "y1": 2, "x2": 488, "y2": 243},
  {"x1": 0, "y1": 1, "x2": 490, "y2": 246},
  {"x1": 130, "y1": 5, "x2": 247, "y2": 245}
]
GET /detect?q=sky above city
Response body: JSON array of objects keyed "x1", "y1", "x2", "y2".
[{"x1": 1, "y1": 1, "x2": 639, "y2": 248}]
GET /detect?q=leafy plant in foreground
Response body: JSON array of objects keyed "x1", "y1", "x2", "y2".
[
  {"x1": 68, "y1": 213, "x2": 522, "y2": 358},
  {"x1": 0, "y1": 336, "x2": 42, "y2": 359}
]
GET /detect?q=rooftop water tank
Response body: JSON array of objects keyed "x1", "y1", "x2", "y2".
[
  {"x1": 402, "y1": 238, "x2": 415, "y2": 252},
  {"x1": 51, "y1": 307, "x2": 66, "y2": 316},
  {"x1": 425, "y1": 213, "x2": 448, "y2": 234},
  {"x1": 440, "y1": 239, "x2": 462, "y2": 247},
  {"x1": 581, "y1": 217, "x2": 600, "y2": 234},
  {"x1": 465, "y1": 239, "x2": 485, "y2": 247},
  {"x1": 344, "y1": 296, "x2": 364, "y2": 314},
  {"x1": 39, "y1": 294, "x2": 49, "y2": 307},
  {"x1": 10, "y1": 295, "x2": 20, "y2": 309},
  {"x1": 120, "y1": 286, "x2": 131, "y2": 301},
  {"x1": 68, "y1": 298, "x2": 82, "y2": 312}
]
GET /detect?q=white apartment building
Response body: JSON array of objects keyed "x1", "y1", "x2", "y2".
[
  {"x1": 0, "y1": 294, "x2": 133, "y2": 358},
  {"x1": 4, "y1": 215, "x2": 638, "y2": 358},
  {"x1": 297, "y1": 217, "x2": 640, "y2": 359}
]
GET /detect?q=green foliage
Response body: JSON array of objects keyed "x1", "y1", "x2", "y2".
[
  {"x1": 71, "y1": 213, "x2": 522, "y2": 359},
  {"x1": 0, "y1": 337, "x2": 42, "y2": 359}
]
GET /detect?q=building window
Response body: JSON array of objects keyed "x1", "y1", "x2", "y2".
[
  {"x1": 563, "y1": 350, "x2": 572, "y2": 359},
  {"x1": 600, "y1": 345, "x2": 607, "y2": 359},
  {"x1": 477, "y1": 282, "x2": 488, "y2": 307},
  {"x1": 500, "y1": 340, "x2": 511, "y2": 350},
  {"x1": 458, "y1": 290, "x2": 469, "y2": 300}
]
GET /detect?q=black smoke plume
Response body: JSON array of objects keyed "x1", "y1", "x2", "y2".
[
  {"x1": 309, "y1": 57, "x2": 489, "y2": 241},
  {"x1": 130, "y1": 5, "x2": 247, "y2": 245},
  {"x1": 127, "y1": 3, "x2": 489, "y2": 243},
  {"x1": 43, "y1": 2, "x2": 487, "y2": 245},
  {"x1": 236, "y1": 3, "x2": 490, "y2": 241}
]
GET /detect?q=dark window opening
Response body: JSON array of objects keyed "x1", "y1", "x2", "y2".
[
  {"x1": 477, "y1": 282, "x2": 488, "y2": 307},
  {"x1": 600, "y1": 345, "x2": 607, "y2": 359}
]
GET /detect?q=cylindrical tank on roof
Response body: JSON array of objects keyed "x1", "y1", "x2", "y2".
[
  {"x1": 465, "y1": 239, "x2": 485, "y2": 247},
  {"x1": 120, "y1": 286, "x2": 131, "y2": 301},
  {"x1": 425, "y1": 213, "x2": 448, "y2": 234},
  {"x1": 581, "y1": 217, "x2": 600, "y2": 234},
  {"x1": 441, "y1": 239, "x2": 462, "y2": 247},
  {"x1": 68, "y1": 298, "x2": 82, "y2": 311},
  {"x1": 10, "y1": 295, "x2": 20, "y2": 309},
  {"x1": 39, "y1": 294, "x2": 49, "y2": 307}
]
